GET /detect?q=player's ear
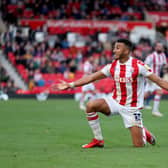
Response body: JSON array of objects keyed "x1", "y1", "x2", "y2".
[{"x1": 124, "y1": 47, "x2": 130, "y2": 55}]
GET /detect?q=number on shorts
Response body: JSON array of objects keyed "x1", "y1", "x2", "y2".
[{"x1": 133, "y1": 113, "x2": 141, "y2": 121}]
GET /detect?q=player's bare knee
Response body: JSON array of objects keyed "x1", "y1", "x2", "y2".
[{"x1": 86, "y1": 101, "x2": 95, "y2": 113}]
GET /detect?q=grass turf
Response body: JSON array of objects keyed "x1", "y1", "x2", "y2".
[{"x1": 0, "y1": 99, "x2": 168, "y2": 168}]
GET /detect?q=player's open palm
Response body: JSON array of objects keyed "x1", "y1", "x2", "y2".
[{"x1": 52, "y1": 80, "x2": 69, "y2": 91}]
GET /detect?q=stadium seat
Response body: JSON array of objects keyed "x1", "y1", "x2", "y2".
[
  {"x1": 23, "y1": 10, "x2": 34, "y2": 18},
  {"x1": 8, "y1": 53, "x2": 16, "y2": 65},
  {"x1": 7, "y1": 5, "x2": 18, "y2": 13}
]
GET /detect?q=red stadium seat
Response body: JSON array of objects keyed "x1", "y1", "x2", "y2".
[
  {"x1": 7, "y1": 5, "x2": 18, "y2": 13},
  {"x1": 8, "y1": 52, "x2": 16, "y2": 65},
  {"x1": 62, "y1": 49, "x2": 70, "y2": 58},
  {"x1": 23, "y1": 10, "x2": 34, "y2": 18}
]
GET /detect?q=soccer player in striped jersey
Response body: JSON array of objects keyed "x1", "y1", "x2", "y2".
[
  {"x1": 144, "y1": 42, "x2": 167, "y2": 117},
  {"x1": 52, "y1": 39, "x2": 168, "y2": 148},
  {"x1": 79, "y1": 56, "x2": 96, "y2": 110}
]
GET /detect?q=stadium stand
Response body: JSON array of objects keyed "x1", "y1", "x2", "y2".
[{"x1": 0, "y1": 0, "x2": 168, "y2": 95}]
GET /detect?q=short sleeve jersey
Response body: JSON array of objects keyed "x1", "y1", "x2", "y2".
[
  {"x1": 101, "y1": 57, "x2": 152, "y2": 109},
  {"x1": 145, "y1": 51, "x2": 167, "y2": 77}
]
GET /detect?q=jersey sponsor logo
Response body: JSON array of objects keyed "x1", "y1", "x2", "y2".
[{"x1": 114, "y1": 76, "x2": 133, "y2": 83}]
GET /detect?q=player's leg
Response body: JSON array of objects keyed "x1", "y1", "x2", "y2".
[
  {"x1": 152, "y1": 89, "x2": 163, "y2": 117},
  {"x1": 144, "y1": 91, "x2": 152, "y2": 109},
  {"x1": 82, "y1": 98, "x2": 111, "y2": 148},
  {"x1": 79, "y1": 91, "x2": 86, "y2": 110},
  {"x1": 143, "y1": 126, "x2": 156, "y2": 145},
  {"x1": 121, "y1": 110, "x2": 149, "y2": 147},
  {"x1": 86, "y1": 98, "x2": 111, "y2": 116},
  {"x1": 129, "y1": 126, "x2": 145, "y2": 147},
  {"x1": 80, "y1": 84, "x2": 95, "y2": 110},
  {"x1": 129, "y1": 123, "x2": 156, "y2": 147},
  {"x1": 144, "y1": 81, "x2": 154, "y2": 109},
  {"x1": 145, "y1": 96, "x2": 152, "y2": 109}
]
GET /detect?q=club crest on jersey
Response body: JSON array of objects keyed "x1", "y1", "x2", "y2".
[
  {"x1": 144, "y1": 64, "x2": 152, "y2": 72},
  {"x1": 137, "y1": 60, "x2": 145, "y2": 66}
]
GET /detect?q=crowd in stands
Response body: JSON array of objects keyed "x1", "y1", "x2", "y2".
[
  {"x1": 2, "y1": 0, "x2": 168, "y2": 24},
  {"x1": 1, "y1": 22, "x2": 168, "y2": 94},
  {"x1": 2, "y1": 23, "x2": 114, "y2": 91},
  {"x1": 0, "y1": 0, "x2": 168, "y2": 94},
  {"x1": 1, "y1": 0, "x2": 143, "y2": 22},
  {"x1": 0, "y1": 64, "x2": 18, "y2": 94}
]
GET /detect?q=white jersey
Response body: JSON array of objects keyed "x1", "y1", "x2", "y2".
[
  {"x1": 83, "y1": 61, "x2": 93, "y2": 75},
  {"x1": 145, "y1": 51, "x2": 167, "y2": 77},
  {"x1": 101, "y1": 57, "x2": 152, "y2": 109},
  {"x1": 82, "y1": 60, "x2": 95, "y2": 92}
]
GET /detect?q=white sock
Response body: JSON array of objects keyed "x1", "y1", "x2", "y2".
[
  {"x1": 87, "y1": 112, "x2": 103, "y2": 140},
  {"x1": 153, "y1": 95, "x2": 161, "y2": 112},
  {"x1": 142, "y1": 127, "x2": 147, "y2": 145},
  {"x1": 80, "y1": 95, "x2": 85, "y2": 107}
]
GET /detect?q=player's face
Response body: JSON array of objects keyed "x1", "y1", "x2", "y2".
[
  {"x1": 155, "y1": 43, "x2": 163, "y2": 53},
  {"x1": 113, "y1": 42, "x2": 129, "y2": 60}
]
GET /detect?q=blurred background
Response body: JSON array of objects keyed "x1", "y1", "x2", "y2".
[{"x1": 0, "y1": 0, "x2": 168, "y2": 99}]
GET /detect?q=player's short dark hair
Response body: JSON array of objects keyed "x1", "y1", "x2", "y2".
[{"x1": 116, "y1": 39, "x2": 133, "y2": 51}]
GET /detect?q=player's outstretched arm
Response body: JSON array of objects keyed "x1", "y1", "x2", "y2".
[
  {"x1": 52, "y1": 80, "x2": 70, "y2": 90},
  {"x1": 148, "y1": 73, "x2": 168, "y2": 91},
  {"x1": 52, "y1": 71, "x2": 106, "y2": 91}
]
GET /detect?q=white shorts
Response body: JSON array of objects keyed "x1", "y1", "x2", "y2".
[
  {"x1": 103, "y1": 95, "x2": 143, "y2": 128},
  {"x1": 145, "y1": 81, "x2": 161, "y2": 93}
]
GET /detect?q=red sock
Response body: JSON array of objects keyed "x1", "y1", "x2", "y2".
[{"x1": 143, "y1": 126, "x2": 152, "y2": 144}]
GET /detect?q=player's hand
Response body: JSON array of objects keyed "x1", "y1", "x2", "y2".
[{"x1": 52, "y1": 80, "x2": 70, "y2": 91}]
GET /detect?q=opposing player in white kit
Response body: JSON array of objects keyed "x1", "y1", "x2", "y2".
[
  {"x1": 79, "y1": 56, "x2": 96, "y2": 110},
  {"x1": 144, "y1": 42, "x2": 167, "y2": 117},
  {"x1": 52, "y1": 39, "x2": 168, "y2": 148}
]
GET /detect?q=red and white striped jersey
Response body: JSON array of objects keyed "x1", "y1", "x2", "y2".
[
  {"x1": 101, "y1": 57, "x2": 152, "y2": 109},
  {"x1": 145, "y1": 51, "x2": 167, "y2": 77}
]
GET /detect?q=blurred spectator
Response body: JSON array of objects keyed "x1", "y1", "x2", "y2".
[
  {"x1": 45, "y1": 61, "x2": 55, "y2": 73},
  {"x1": 59, "y1": 61, "x2": 67, "y2": 74},
  {"x1": 0, "y1": 64, "x2": 19, "y2": 94},
  {"x1": 15, "y1": 30, "x2": 23, "y2": 44},
  {"x1": 2, "y1": 29, "x2": 12, "y2": 44},
  {"x1": 0, "y1": 65, "x2": 10, "y2": 83},
  {"x1": 1, "y1": 0, "x2": 151, "y2": 22},
  {"x1": 98, "y1": 54, "x2": 109, "y2": 66},
  {"x1": 50, "y1": 47, "x2": 65, "y2": 62},
  {"x1": 5, "y1": 80, "x2": 18, "y2": 94},
  {"x1": 61, "y1": 38, "x2": 69, "y2": 49},
  {"x1": 1, "y1": 0, "x2": 168, "y2": 94},
  {"x1": 40, "y1": 4, "x2": 49, "y2": 16},
  {"x1": 4, "y1": 42, "x2": 13, "y2": 55},
  {"x1": 33, "y1": 69, "x2": 45, "y2": 86}
]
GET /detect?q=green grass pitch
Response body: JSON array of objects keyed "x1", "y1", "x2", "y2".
[{"x1": 0, "y1": 99, "x2": 168, "y2": 168}]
